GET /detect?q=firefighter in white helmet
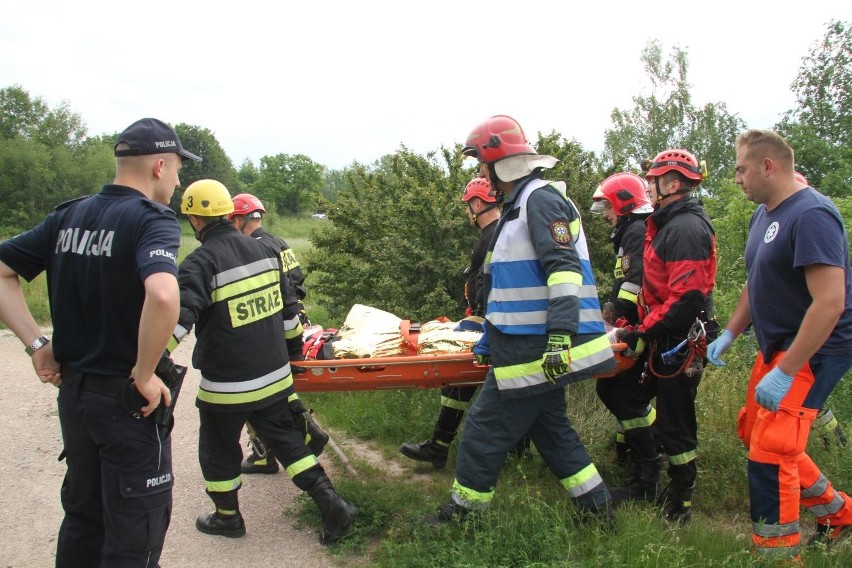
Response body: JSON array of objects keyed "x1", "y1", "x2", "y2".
[{"x1": 424, "y1": 116, "x2": 616, "y2": 528}]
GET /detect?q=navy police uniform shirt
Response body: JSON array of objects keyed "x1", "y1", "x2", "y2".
[{"x1": 0, "y1": 185, "x2": 180, "y2": 375}]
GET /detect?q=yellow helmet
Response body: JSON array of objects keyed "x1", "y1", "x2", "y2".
[{"x1": 181, "y1": 179, "x2": 234, "y2": 217}]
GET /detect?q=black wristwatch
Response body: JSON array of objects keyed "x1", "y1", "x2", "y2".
[{"x1": 25, "y1": 335, "x2": 50, "y2": 356}]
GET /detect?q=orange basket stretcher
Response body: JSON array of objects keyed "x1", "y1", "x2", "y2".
[{"x1": 293, "y1": 343, "x2": 635, "y2": 393}]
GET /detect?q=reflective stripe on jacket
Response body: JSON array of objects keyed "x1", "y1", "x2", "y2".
[
  {"x1": 482, "y1": 177, "x2": 614, "y2": 396},
  {"x1": 176, "y1": 222, "x2": 294, "y2": 411}
]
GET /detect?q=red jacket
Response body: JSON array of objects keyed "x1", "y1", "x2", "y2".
[{"x1": 639, "y1": 198, "x2": 716, "y2": 340}]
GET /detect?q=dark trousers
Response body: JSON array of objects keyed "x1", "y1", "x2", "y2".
[
  {"x1": 199, "y1": 398, "x2": 323, "y2": 493},
  {"x1": 455, "y1": 373, "x2": 609, "y2": 511},
  {"x1": 597, "y1": 353, "x2": 701, "y2": 485},
  {"x1": 57, "y1": 374, "x2": 173, "y2": 568},
  {"x1": 595, "y1": 358, "x2": 653, "y2": 421}
]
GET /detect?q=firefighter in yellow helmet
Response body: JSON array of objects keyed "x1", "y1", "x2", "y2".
[
  {"x1": 227, "y1": 193, "x2": 329, "y2": 474},
  {"x1": 168, "y1": 179, "x2": 356, "y2": 545}
]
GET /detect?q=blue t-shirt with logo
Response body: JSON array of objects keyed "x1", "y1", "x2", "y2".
[{"x1": 745, "y1": 187, "x2": 852, "y2": 361}]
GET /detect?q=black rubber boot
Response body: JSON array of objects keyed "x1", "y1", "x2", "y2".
[
  {"x1": 399, "y1": 427, "x2": 453, "y2": 468},
  {"x1": 656, "y1": 482, "x2": 695, "y2": 525},
  {"x1": 241, "y1": 429, "x2": 279, "y2": 474},
  {"x1": 308, "y1": 476, "x2": 358, "y2": 545},
  {"x1": 422, "y1": 501, "x2": 470, "y2": 527},
  {"x1": 573, "y1": 487, "x2": 617, "y2": 534},
  {"x1": 291, "y1": 400, "x2": 330, "y2": 457},
  {"x1": 195, "y1": 511, "x2": 246, "y2": 538},
  {"x1": 614, "y1": 437, "x2": 632, "y2": 468},
  {"x1": 609, "y1": 456, "x2": 663, "y2": 503},
  {"x1": 197, "y1": 489, "x2": 246, "y2": 538}
]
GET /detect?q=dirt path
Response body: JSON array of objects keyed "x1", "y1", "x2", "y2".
[{"x1": 0, "y1": 329, "x2": 339, "y2": 567}]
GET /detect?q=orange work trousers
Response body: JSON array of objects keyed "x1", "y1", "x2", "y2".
[{"x1": 738, "y1": 351, "x2": 852, "y2": 559}]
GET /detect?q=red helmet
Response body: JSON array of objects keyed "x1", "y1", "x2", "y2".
[
  {"x1": 462, "y1": 177, "x2": 499, "y2": 203},
  {"x1": 794, "y1": 171, "x2": 808, "y2": 185},
  {"x1": 645, "y1": 149, "x2": 704, "y2": 183},
  {"x1": 594, "y1": 173, "x2": 651, "y2": 216},
  {"x1": 462, "y1": 115, "x2": 535, "y2": 164},
  {"x1": 229, "y1": 193, "x2": 265, "y2": 220}
]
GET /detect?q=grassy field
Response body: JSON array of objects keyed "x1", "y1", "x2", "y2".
[{"x1": 5, "y1": 214, "x2": 852, "y2": 566}]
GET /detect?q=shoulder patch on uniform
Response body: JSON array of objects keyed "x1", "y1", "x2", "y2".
[
  {"x1": 140, "y1": 198, "x2": 177, "y2": 216},
  {"x1": 54, "y1": 195, "x2": 90, "y2": 211},
  {"x1": 622, "y1": 255, "x2": 631, "y2": 274},
  {"x1": 550, "y1": 220, "x2": 571, "y2": 244}
]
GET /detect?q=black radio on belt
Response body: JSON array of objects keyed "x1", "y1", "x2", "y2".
[{"x1": 122, "y1": 356, "x2": 187, "y2": 426}]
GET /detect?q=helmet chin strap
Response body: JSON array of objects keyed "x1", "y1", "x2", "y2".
[
  {"x1": 654, "y1": 178, "x2": 690, "y2": 206},
  {"x1": 477, "y1": 202, "x2": 500, "y2": 219}
]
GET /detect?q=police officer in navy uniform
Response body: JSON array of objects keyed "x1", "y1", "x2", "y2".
[{"x1": 0, "y1": 117, "x2": 196, "y2": 567}]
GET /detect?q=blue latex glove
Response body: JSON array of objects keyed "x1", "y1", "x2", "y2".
[
  {"x1": 541, "y1": 333, "x2": 571, "y2": 383},
  {"x1": 706, "y1": 329, "x2": 736, "y2": 366},
  {"x1": 472, "y1": 326, "x2": 491, "y2": 365},
  {"x1": 754, "y1": 367, "x2": 794, "y2": 412},
  {"x1": 454, "y1": 316, "x2": 485, "y2": 333}
]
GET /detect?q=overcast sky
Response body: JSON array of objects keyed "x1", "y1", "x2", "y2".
[{"x1": 1, "y1": 1, "x2": 848, "y2": 170}]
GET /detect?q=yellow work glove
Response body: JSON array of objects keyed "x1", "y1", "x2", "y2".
[{"x1": 541, "y1": 333, "x2": 571, "y2": 383}]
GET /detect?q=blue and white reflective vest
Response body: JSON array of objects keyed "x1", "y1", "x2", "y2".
[{"x1": 483, "y1": 178, "x2": 614, "y2": 393}]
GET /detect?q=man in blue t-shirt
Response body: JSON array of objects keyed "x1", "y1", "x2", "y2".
[{"x1": 707, "y1": 129, "x2": 852, "y2": 560}]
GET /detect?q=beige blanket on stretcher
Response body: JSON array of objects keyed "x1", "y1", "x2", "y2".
[{"x1": 331, "y1": 304, "x2": 482, "y2": 359}]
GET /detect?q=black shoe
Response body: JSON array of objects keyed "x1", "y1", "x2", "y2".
[
  {"x1": 609, "y1": 458, "x2": 662, "y2": 503},
  {"x1": 807, "y1": 522, "x2": 852, "y2": 547},
  {"x1": 614, "y1": 439, "x2": 632, "y2": 469},
  {"x1": 303, "y1": 410, "x2": 330, "y2": 457},
  {"x1": 196, "y1": 511, "x2": 246, "y2": 538},
  {"x1": 241, "y1": 450, "x2": 279, "y2": 474},
  {"x1": 422, "y1": 502, "x2": 470, "y2": 527},
  {"x1": 399, "y1": 439, "x2": 449, "y2": 468},
  {"x1": 656, "y1": 483, "x2": 694, "y2": 525},
  {"x1": 576, "y1": 504, "x2": 618, "y2": 534},
  {"x1": 307, "y1": 477, "x2": 358, "y2": 545}
]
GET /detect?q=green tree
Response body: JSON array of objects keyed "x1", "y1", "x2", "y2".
[
  {"x1": 237, "y1": 158, "x2": 259, "y2": 187},
  {"x1": 602, "y1": 40, "x2": 745, "y2": 187},
  {"x1": 0, "y1": 85, "x2": 47, "y2": 140},
  {"x1": 320, "y1": 167, "x2": 349, "y2": 204},
  {"x1": 173, "y1": 123, "x2": 240, "y2": 204},
  {"x1": 1, "y1": 85, "x2": 86, "y2": 147},
  {"x1": 252, "y1": 153, "x2": 324, "y2": 215},
  {"x1": 308, "y1": 146, "x2": 475, "y2": 323},
  {"x1": 776, "y1": 20, "x2": 852, "y2": 197}
]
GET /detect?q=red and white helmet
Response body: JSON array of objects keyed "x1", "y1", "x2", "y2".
[
  {"x1": 645, "y1": 149, "x2": 704, "y2": 183},
  {"x1": 462, "y1": 177, "x2": 500, "y2": 203},
  {"x1": 229, "y1": 193, "x2": 265, "y2": 220},
  {"x1": 593, "y1": 173, "x2": 651, "y2": 216},
  {"x1": 462, "y1": 115, "x2": 535, "y2": 164}
]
